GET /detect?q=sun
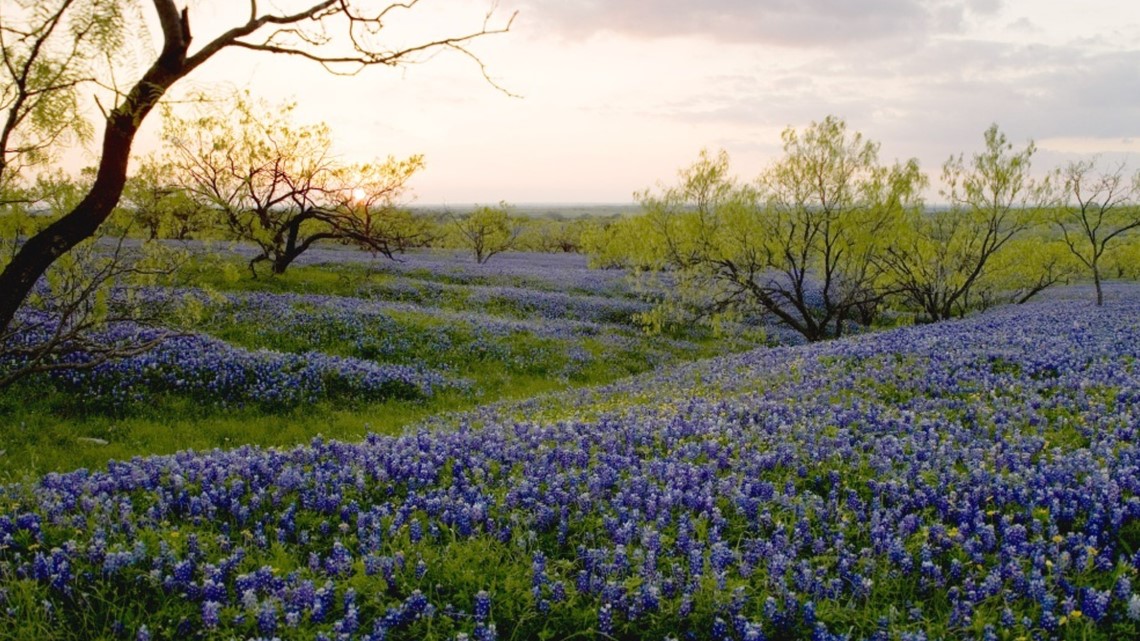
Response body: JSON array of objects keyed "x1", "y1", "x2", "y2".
[{"x1": 351, "y1": 187, "x2": 367, "y2": 203}]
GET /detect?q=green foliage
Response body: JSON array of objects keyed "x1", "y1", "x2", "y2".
[
  {"x1": 515, "y1": 216, "x2": 593, "y2": 253},
  {"x1": 119, "y1": 154, "x2": 215, "y2": 240},
  {"x1": 1048, "y1": 159, "x2": 1140, "y2": 304},
  {"x1": 0, "y1": 205, "x2": 45, "y2": 271},
  {"x1": 1105, "y1": 234, "x2": 1140, "y2": 280},
  {"x1": 0, "y1": 167, "x2": 203, "y2": 389},
  {"x1": 580, "y1": 215, "x2": 645, "y2": 269},
  {"x1": 162, "y1": 91, "x2": 425, "y2": 274},
  {"x1": 0, "y1": 0, "x2": 137, "y2": 192},
  {"x1": 448, "y1": 203, "x2": 521, "y2": 264},
  {"x1": 943, "y1": 124, "x2": 1039, "y2": 212},
  {"x1": 877, "y1": 124, "x2": 1047, "y2": 320},
  {"x1": 32, "y1": 167, "x2": 93, "y2": 215},
  {"x1": 589, "y1": 118, "x2": 925, "y2": 342},
  {"x1": 973, "y1": 223, "x2": 1081, "y2": 308},
  {"x1": 589, "y1": 120, "x2": 1130, "y2": 334},
  {"x1": 374, "y1": 208, "x2": 441, "y2": 253},
  {"x1": 0, "y1": 0, "x2": 515, "y2": 363}
]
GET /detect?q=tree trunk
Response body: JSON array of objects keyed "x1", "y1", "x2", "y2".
[
  {"x1": 273, "y1": 254, "x2": 296, "y2": 275},
  {"x1": 1094, "y1": 269, "x2": 1103, "y2": 307},
  {"x1": 0, "y1": 120, "x2": 134, "y2": 331},
  {"x1": 0, "y1": 5, "x2": 192, "y2": 335}
]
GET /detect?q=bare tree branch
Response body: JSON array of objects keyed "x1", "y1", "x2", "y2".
[{"x1": 0, "y1": 0, "x2": 515, "y2": 338}]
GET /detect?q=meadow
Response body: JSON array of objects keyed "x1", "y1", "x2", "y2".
[
  {"x1": 0, "y1": 249, "x2": 754, "y2": 480},
  {"x1": 1, "y1": 248, "x2": 1139, "y2": 640}
]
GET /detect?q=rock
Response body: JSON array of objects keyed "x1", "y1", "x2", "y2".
[{"x1": 77, "y1": 437, "x2": 109, "y2": 446}]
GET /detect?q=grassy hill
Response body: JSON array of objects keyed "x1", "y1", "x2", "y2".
[{"x1": 1, "y1": 252, "x2": 1138, "y2": 639}]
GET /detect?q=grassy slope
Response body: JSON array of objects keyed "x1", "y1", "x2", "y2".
[
  {"x1": 0, "y1": 256, "x2": 758, "y2": 481},
  {"x1": 1, "y1": 285, "x2": 1137, "y2": 640}
]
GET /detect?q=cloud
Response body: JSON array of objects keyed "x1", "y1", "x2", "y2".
[
  {"x1": 515, "y1": 0, "x2": 1004, "y2": 46},
  {"x1": 606, "y1": 23, "x2": 1140, "y2": 185}
]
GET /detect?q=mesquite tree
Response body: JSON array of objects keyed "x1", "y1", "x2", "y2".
[
  {"x1": 451, "y1": 203, "x2": 521, "y2": 264},
  {"x1": 877, "y1": 125, "x2": 1043, "y2": 321},
  {"x1": 602, "y1": 118, "x2": 924, "y2": 343},
  {"x1": 1049, "y1": 159, "x2": 1140, "y2": 306},
  {"x1": 0, "y1": 0, "x2": 513, "y2": 336},
  {"x1": 164, "y1": 92, "x2": 424, "y2": 274},
  {"x1": 121, "y1": 154, "x2": 212, "y2": 240}
]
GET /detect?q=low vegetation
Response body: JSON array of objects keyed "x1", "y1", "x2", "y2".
[
  {"x1": 2, "y1": 6, "x2": 1140, "y2": 636},
  {"x1": 1, "y1": 261, "x2": 1139, "y2": 639}
]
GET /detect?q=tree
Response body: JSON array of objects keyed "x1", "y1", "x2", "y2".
[
  {"x1": 121, "y1": 154, "x2": 211, "y2": 240},
  {"x1": 451, "y1": 203, "x2": 521, "y2": 264},
  {"x1": 1048, "y1": 159, "x2": 1140, "y2": 305},
  {"x1": 745, "y1": 117, "x2": 923, "y2": 339},
  {"x1": 374, "y1": 209, "x2": 440, "y2": 254},
  {"x1": 0, "y1": 168, "x2": 186, "y2": 388},
  {"x1": 1106, "y1": 234, "x2": 1140, "y2": 280},
  {"x1": 0, "y1": 1, "x2": 117, "y2": 201},
  {"x1": 580, "y1": 216, "x2": 642, "y2": 269},
  {"x1": 969, "y1": 230, "x2": 1078, "y2": 310},
  {"x1": 0, "y1": 0, "x2": 513, "y2": 336},
  {"x1": 164, "y1": 92, "x2": 424, "y2": 274},
  {"x1": 878, "y1": 125, "x2": 1042, "y2": 321},
  {"x1": 606, "y1": 118, "x2": 924, "y2": 342},
  {"x1": 619, "y1": 148, "x2": 758, "y2": 334},
  {"x1": 519, "y1": 217, "x2": 590, "y2": 253}
]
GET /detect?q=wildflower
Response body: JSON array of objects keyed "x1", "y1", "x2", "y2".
[
  {"x1": 474, "y1": 590, "x2": 491, "y2": 623},
  {"x1": 1128, "y1": 594, "x2": 1140, "y2": 621},
  {"x1": 597, "y1": 603, "x2": 613, "y2": 636},
  {"x1": 257, "y1": 600, "x2": 278, "y2": 636},
  {"x1": 202, "y1": 601, "x2": 221, "y2": 629}
]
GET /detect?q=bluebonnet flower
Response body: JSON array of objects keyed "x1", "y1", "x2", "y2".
[
  {"x1": 202, "y1": 600, "x2": 221, "y2": 629},
  {"x1": 473, "y1": 590, "x2": 491, "y2": 623},
  {"x1": 597, "y1": 603, "x2": 613, "y2": 636},
  {"x1": 711, "y1": 617, "x2": 729, "y2": 640},
  {"x1": 256, "y1": 600, "x2": 278, "y2": 636}
]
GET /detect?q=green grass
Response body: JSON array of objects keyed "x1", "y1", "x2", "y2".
[
  {"x1": 0, "y1": 256, "x2": 762, "y2": 479},
  {"x1": 0, "y1": 362, "x2": 610, "y2": 482}
]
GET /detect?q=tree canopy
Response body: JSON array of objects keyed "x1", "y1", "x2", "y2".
[
  {"x1": 876, "y1": 125, "x2": 1046, "y2": 320},
  {"x1": 589, "y1": 117, "x2": 925, "y2": 342},
  {"x1": 0, "y1": 0, "x2": 513, "y2": 335},
  {"x1": 163, "y1": 92, "x2": 424, "y2": 274},
  {"x1": 1048, "y1": 159, "x2": 1140, "y2": 305}
]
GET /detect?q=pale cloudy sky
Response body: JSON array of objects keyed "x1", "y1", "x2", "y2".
[{"x1": 145, "y1": 0, "x2": 1140, "y2": 204}]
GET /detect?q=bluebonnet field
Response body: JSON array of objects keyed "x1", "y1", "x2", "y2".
[
  {"x1": 0, "y1": 241, "x2": 1138, "y2": 640},
  {"x1": 0, "y1": 252, "x2": 713, "y2": 416},
  {"x1": 284, "y1": 246, "x2": 634, "y2": 296},
  {"x1": 9, "y1": 309, "x2": 462, "y2": 409}
]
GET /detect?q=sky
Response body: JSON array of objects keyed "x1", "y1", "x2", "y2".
[{"x1": 128, "y1": 0, "x2": 1140, "y2": 205}]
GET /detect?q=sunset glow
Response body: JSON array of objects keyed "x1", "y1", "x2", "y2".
[{"x1": 157, "y1": 1, "x2": 1140, "y2": 203}]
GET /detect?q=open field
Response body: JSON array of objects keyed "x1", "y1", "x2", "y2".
[
  {"x1": 1, "y1": 248, "x2": 1139, "y2": 640},
  {"x1": 7, "y1": 2, "x2": 1140, "y2": 639},
  {"x1": 0, "y1": 250, "x2": 758, "y2": 480}
]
